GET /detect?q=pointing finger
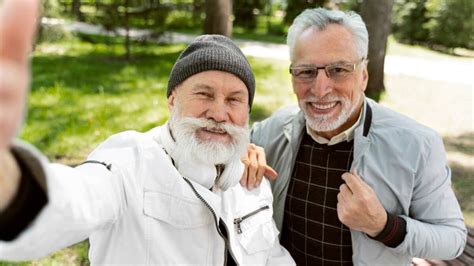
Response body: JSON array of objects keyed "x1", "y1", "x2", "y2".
[{"x1": 264, "y1": 166, "x2": 278, "y2": 180}]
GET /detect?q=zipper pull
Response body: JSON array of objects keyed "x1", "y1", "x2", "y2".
[
  {"x1": 234, "y1": 217, "x2": 243, "y2": 234},
  {"x1": 233, "y1": 205, "x2": 270, "y2": 235}
]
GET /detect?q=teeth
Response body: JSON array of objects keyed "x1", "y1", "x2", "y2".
[
  {"x1": 310, "y1": 102, "x2": 337, "y2": 110},
  {"x1": 205, "y1": 127, "x2": 226, "y2": 134}
]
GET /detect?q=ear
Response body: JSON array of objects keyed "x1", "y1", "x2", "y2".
[
  {"x1": 167, "y1": 90, "x2": 176, "y2": 112},
  {"x1": 361, "y1": 64, "x2": 369, "y2": 92}
]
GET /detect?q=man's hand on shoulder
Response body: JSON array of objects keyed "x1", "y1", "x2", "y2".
[{"x1": 240, "y1": 143, "x2": 278, "y2": 189}]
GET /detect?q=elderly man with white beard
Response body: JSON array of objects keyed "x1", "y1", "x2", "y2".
[{"x1": 0, "y1": 1, "x2": 294, "y2": 264}]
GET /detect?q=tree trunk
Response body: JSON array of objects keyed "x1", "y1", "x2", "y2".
[
  {"x1": 361, "y1": 0, "x2": 394, "y2": 102},
  {"x1": 203, "y1": 0, "x2": 232, "y2": 36},
  {"x1": 72, "y1": 0, "x2": 84, "y2": 21},
  {"x1": 124, "y1": 0, "x2": 131, "y2": 60}
]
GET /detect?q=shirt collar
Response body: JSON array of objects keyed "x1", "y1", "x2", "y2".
[{"x1": 306, "y1": 104, "x2": 365, "y2": 146}]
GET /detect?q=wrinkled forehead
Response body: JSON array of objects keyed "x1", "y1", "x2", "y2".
[{"x1": 294, "y1": 25, "x2": 359, "y2": 63}]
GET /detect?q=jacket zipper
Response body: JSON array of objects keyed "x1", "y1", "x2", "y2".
[
  {"x1": 182, "y1": 177, "x2": 238, "y2": 265},
  {"x1": 233, "y1": 205, "x2": 270, "y2": 234}
]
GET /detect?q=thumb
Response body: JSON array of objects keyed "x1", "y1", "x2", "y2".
[{"x1": 0, "y1": 0, "x2": 40, "y2": 63}]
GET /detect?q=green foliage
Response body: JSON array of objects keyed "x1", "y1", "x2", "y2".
[
  {"x1": 337, "y1": 0, "x2": 362, "y2": 12},
  {"x1": 425, "y1": 0, "x2": 474, "y2": 49},
  {"x1": 232, "y1": 10, "x2": 287, "y2": 43},
  {"x1": 91, "y1": 1, "x2": 170, "y2": 32},
  {"x1": 392, "y1": 0, "x2": 430, "y2": 44},
  {"x1": 267, "y1": 22, "x2": 287, "y2": 36},
  {"x1": 37, "y1": 24, "x2": 73, "y2": 44},
  {"x1": 233, "y1": 0, "x2": 266, "y2": 30},
  {"x1": 393, "y1": 0, "x2": 474, "y2": 49},
  {"x1": 284, "y1": 0, "x2": 328, "y2": 25},
  {"x1": 23, "y1": 38, "x2": 184, "y2": 159},
  {"x1": 166, "y1": 10, "x2": 202, "y2": 30},
  {"x1": 41, "y1": 0, "x2": 63, "y2": 18}
]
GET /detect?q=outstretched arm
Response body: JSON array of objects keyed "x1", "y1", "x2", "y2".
[{"x1": 0, "y1": 0, "x2": 40, "y2": 211}]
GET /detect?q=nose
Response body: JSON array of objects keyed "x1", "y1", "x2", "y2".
[
  {"x1": 311, "y1": 69, "x2": 333, "y2": 98},
  {"x1": 205, "y1": 100, "x2": 230, "y2": 123}
]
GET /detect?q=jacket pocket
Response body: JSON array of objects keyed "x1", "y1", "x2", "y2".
[
  {"x1": 234, "y1": 205, "x2": 278, "y2": 254},
  {"x1": 143, "y1": 191, "x2": 211, "y2": 228}
]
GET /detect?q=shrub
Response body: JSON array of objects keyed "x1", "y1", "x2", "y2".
[{"x1": 393, "y1": 0, "x2": 473, "y2": 49}]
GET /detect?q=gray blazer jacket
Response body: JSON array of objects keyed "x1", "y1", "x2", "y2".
[{"x1": 251, "y1": 97, "x2": 467, "y2": 265}]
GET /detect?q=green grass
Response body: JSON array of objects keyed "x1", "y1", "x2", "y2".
[{"x1": 23, "y1": 41, "x2": 181, "y2": 162}]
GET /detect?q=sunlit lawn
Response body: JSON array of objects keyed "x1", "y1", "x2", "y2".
[{"x1": 1, "y1": 35, "x2": 472, "y2": 265}]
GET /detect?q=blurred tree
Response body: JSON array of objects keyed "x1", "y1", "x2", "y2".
[
  {"x1": 192, "y1": 0, "x2": 205, "y2": 24},
  {"x1": 92, "y1": 0, "x2": 169, "y2": 60},
  {"x1": 284, "y1": 0, "x2": 328, "y2": 24},
  {"x1": 361, "y1": 0, "x2": 394, "y2": 101},
  {"x1": 425, "y1": 0, "x2": 473, "y2": 49},
  {"x1": 38, "y1": 0, "x2": 69, "y2": 44},
  {"x1": 392, "y1": 0, "x2": 473, "y2": 50},
  {"x1": 233, "y1": 0, "x2": 266, "y2": 30},
  {"x1": 337, "y1": 0, "x2": 362, "y2": 12},
  {"x1": 72, "y1": 0, "x2": 85, "y2": 21},
  {"x1": 204, "y1": 0, "x2": 232, "y2": 36},
  {"x1": 42, "y1": 0, "x2": 62, "y2": 18},
  {"x1": 392, "y1": 0, "x2": 429, "y2": 44}
]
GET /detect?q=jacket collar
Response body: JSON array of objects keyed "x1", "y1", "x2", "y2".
[{"x1": 352, "y1": 98, "x2": 373, "y2": 168}]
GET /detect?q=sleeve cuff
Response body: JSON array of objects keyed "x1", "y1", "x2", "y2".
[
  {"x1": 0, "y1": 150, "x2": 48, "y2": 241},
  {"x1": 368, "y1": 211, "x2": 407, "y2": 248}
]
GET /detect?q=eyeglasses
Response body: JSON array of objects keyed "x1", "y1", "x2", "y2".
[{"x1": 289, "y1": 58, "x2": 365, "y2": 83}]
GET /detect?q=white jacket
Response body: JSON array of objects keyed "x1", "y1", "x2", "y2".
[{"x1": 0, "y1": 124, "x2": 294, "y2": 265}]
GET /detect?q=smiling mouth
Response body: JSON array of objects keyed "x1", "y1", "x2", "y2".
[
  {"x1": 310, "y1": 102, "x2": 337, "y2": 110},
  {"x1": 307, "y1": 101, "x2": 340, "y2": 113},
  {"x1": 202, "y1": 127, "x2": 227, "y2": 134},
  {"x1": 197, "y1": 127, "x2": 231, "y2": 143}
]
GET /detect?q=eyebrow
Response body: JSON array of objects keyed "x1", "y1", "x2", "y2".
[
  {"x1": 227, "y1": 90, "x2": 247, "y2": 97},
  {"x1": 296, "y1": 60, "x2": 352, "y2": 67},
  {"x1": 192, "y1": 83, "x2": 247, "y2": 97},
  {"x1": 192, "y1": 83, "x2": 214, "y2": 91}
]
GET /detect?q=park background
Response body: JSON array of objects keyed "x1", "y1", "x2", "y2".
[{"x1": 1, "y1": 0, "x2": 473, "y2": 265}]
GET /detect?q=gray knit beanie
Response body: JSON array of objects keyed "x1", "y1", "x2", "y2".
[{"x1": 167, "y1": 34, "x2": 255, "y2": 109}]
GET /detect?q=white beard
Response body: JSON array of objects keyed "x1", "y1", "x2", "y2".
[
  {"x1": 300, "y1": 93, "x2": 361, "y2": 132},
  {"x1": 168, "y1": 104, "x2": 249, "y2": 165}
]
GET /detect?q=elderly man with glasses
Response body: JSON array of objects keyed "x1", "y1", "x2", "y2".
[{"x1": 248, "y1": 8, "x2": 467, "y2": 265}]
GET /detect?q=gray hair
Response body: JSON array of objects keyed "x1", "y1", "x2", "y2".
[{"x1": 287, "y1": 8, "x2": 369, "y2": 61}]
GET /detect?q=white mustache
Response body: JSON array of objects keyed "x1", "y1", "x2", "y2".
[{"x1": 178, "y1": 117, "x2": 248, "y2": 142}]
